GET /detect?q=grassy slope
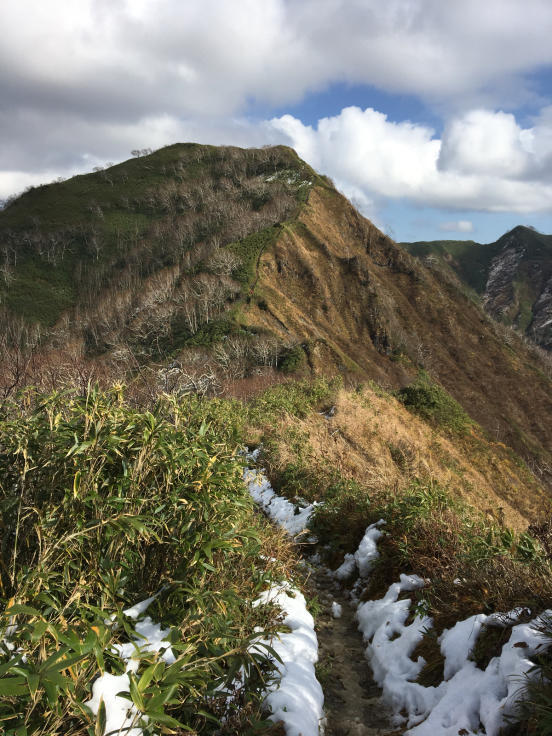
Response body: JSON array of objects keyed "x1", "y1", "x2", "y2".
[
  {"x1": 239, "y1": 186, "x2": 552, "y2": 478},
  {"x1": 1, "y1": 374, "x2": 551, "y2": 733},
  {"x1": 250, "y1": 378, "x2": 552, "y2": 733},
  {"x1": 0, "y1": 143, "x2": 319, "y2": 330},
  {"x1": 1, "y1": 147, "x2": 552, "y2": 481},
  {"x1": 400, "y1": 238, "x2": 500, "y2": 294}
]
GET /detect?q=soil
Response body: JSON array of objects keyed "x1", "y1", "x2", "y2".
[{"x1": 309, "y1": 564, "x2": 401, "y2": 736}]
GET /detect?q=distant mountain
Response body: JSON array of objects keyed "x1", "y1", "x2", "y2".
[
  {"x1": 1, "y1": 145, "x2": 552, "y2": 483},
  {"x1": 401, "y1": 226, "x2": 552, "y2": 351}
]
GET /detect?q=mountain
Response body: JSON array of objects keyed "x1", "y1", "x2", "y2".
[
  {"x1": 3, "y1": 144, "x2": 552, "y2": 735},
  {"x1": 1, "y1": 144, "x2": 552, "y2": 482},
  {"x1": 402, "y1": 226, "x2": 552, "y2": 351}
]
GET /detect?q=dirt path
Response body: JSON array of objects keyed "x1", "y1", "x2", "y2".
[{"x1": 309, "y1": 566, "x2": 400, "y2": 736}]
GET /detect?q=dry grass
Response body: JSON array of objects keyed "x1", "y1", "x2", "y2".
[{"x1": 258, "y1": 384, "x2": 547, "y2": 531}]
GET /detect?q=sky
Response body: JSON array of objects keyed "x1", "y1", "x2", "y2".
[{"x1": 2, "y1": 0, "x2": 552, "y2": 242}]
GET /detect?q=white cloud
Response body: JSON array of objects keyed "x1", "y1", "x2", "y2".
[
  {"x1": 439, "y1": 110, "x2": 530, "y2": 178},
  {"x1": 270, "y1": 106, "x2": 552, "y2": 213},
  {"x1": 439, "y1": 220, "x2": 474, "y2": 233},
  {"x1": 2, "y1": 1, "x2": 552, "y2": 218},
  {"x1": 2, "y1": 0, "x2": 551, "y2": 111},
  {"x1": 3, "y1": 103, "x2": 552, "y2": 218}
]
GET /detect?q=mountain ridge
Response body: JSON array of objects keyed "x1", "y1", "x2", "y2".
[
  {"x1": 402, "y1": 225, "x2": 552, "y2": 351},
  {"x1": 1, "y1": 144, "x2": 551, "y2": 486}
]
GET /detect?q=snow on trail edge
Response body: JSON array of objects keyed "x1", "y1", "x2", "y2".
[
  {"x1": 245, "y1": 453, "x2": 325, "y2": 736},
  {"x1": 342, "y1": 526, "x2": 551, "y2": 735},
  {"x1": 86, "y1": 453, "x2": 324, "y2": 736}
]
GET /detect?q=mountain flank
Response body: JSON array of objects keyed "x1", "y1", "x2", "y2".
[
  {"x1": 1, "y1": 144, "x2": 552, "y2": 481},
  {"x1": 2, "y1": 144, "x2": 552, "y2": 735},
  {"x1": 402, "y1": 226, "x2": 552, "y2": 351}
]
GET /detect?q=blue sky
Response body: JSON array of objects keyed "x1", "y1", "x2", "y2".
[
  {"x1": 2, "y1": 0, "x2": 552, "y2": 243},
  {"x1": 259, "y1": 80, "x2": 552, "y2": 242}
]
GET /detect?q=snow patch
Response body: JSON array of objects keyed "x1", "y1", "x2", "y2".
[
  {"x1": 347, "y1": 523, "x2": 550, "y2": 735},
  {"x1": 354, "y1": 521, "x2": 385, "y2": 577},
  {"x1": 85, "y1": 605, "x2": 175, "y2": 736},
  {"x1": 331, "y1": 602, "x2": 343, "y2": 619},
  {"x1": 244, "y1": 463, "x2": 317, "y2": 537},
  {"x1": 332, "y1": 520, "x2": 386, "y2": 581},
  {"x1": 245, "y1": 455, "x2": 325, "y2": 734},
  {"x1": 253, "y1": 584, "x2": 325, "y2": 736}
]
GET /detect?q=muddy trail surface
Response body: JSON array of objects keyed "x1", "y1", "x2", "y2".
[{"x1": 309, "y1": 564, "x2": 401, "y2": 736}]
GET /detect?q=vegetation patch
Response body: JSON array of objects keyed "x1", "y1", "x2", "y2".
[
  {"x1": 396, "y1": 371, "x2": 474, "y2": 434},
  {"x1": 227, "y1": 225, "x2": 280, "y2": 289},
  {"x1": 278, "y1": 344, "x2": 306, "y2": 374},
  {"x1": 0, "y1": 386, "x2": 293, "y2": 735}
]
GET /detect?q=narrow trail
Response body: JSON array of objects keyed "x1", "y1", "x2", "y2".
[{"x1": 309, "y1": 565, "x2": 401, "y2": 736}]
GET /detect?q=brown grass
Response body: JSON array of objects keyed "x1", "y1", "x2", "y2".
[
  {"x1": 259, "y1": 384, "x2": 547, "y2": 531},
  {"x1": 240, "y1": 184, "x2": 552, "y2": 486}
]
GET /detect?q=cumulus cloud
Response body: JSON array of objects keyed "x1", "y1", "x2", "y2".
[
  {"x1": 439, "y1": 220, "x2": 474, "y2": 233},
  {"x1": 270, "y1": 106, "x2": 552, "y2": 213},
  {"x1": 2, "y1": 0, "x2": 552, "y2": 218}
]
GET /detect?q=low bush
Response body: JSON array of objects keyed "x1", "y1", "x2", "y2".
[
  {"x1": 278, "y1": 345, "x2": 306, "y2": 374},
  {"x1": 0, "y1": 386, "x2": 289, "y2": 734},
  {"x1": 396, "y1": 371, "x2": 474, "y2": 434},
  {"x1": 248, "y1": 376, "x2": 341, "y2": 424}
]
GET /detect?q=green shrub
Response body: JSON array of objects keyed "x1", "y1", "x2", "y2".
[
  {"x1": 396, "y1": 371, "x2": 474, "y2": 434},
  {"x1": 226, "y1": 225, "x2": 280, "y2": 288},
  {"x1": 248, "y1": 377, "x2": 341, "y2": 423},
  {"x1": 278, "y1": 344, "x2": 306, "y2": 374},
  {"x1": 0, "y1": 386, "x2": 283, "y2": 734}
]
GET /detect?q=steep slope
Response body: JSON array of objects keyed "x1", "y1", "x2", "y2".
[
  {"x1": 0, "y1": 143, "x2": 319, "y2": 351},
  {"x1": 1, "y1": 145, "x2": 552, "y2": 483},
  {"x1": 240, "y1": 187, "x2": 552, "y2": 476},
  {"x1": 402, "y1": 226, "x2": 552, "y2": 350}
]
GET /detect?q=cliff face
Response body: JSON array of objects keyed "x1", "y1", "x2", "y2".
[
  {"x1": 403, "y1": 226, "x2": 552, "y2": 352},
  {"x1": 482, "y1": 227, "x2": 552, "y2": 351}
]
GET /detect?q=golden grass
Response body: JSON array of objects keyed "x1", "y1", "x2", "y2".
[{"x1": 261, "y1": 385, "x2": 548, "y2": 531}]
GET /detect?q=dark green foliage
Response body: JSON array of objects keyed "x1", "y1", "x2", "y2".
[
  {"x1": 278, "y1": 344, "x2": 306, "y2": 374},
  {"x1": 227, "y1": 225, "x2": 280, "y2": 288},
  {"x1": 180, "y1": 317, "x2": 237, "y2": 347},
  {"x1": 396, "y1": 371, "x2": 474, "y2": 434}
]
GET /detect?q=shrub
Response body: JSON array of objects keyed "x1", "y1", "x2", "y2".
[
  {"x1": 278, "y1": 344, "x2": 306, "y2": 374},
  {"x1": 396, "y1": 371, "x2": 474, "y2": 434},
  {"x1": 0, "y1": 386, "x2": 285, "y2": 734}
]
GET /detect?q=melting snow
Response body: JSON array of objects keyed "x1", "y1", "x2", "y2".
[
  {"x1": 253, "y1": 584, "x2": 324, "y2": 736},
  {"x1": 345, "y1": 523, "x2": 550, "y2": 735},
  {"x1": 245, "y1": 453, "x2": 325, "y2": 735},
  {"x1": 244, "y1": 457, "x2": 318, "y2": 537},
  {"x1": 85, "y1": 597, "x2": 175, "y2": 736}
]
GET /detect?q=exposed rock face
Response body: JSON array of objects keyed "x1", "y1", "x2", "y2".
[
  {"x1": 532, "y1": 275, "x2": 552, "y2": 351},
  {"x1": 482, "y1": 242, "x2": 526, "y2": 319},
  {"x1": 404, "y1": 225, "x2": 552, "y2": 352},
  {"x1": 481, "y1": 226, "x2": 552, "y2": 351}
]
